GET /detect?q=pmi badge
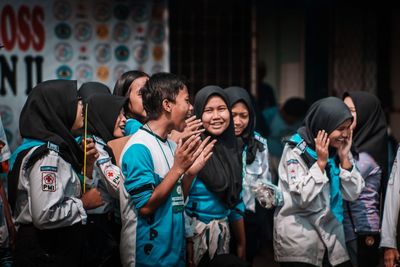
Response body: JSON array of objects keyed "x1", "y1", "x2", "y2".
[{"x1": 42, "y1": 172, "x2": 57, "y2": 192}]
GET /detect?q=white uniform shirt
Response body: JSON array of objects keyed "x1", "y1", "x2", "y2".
[{"x1": 15, "y1": 146, "x2": 87, "y2": 229}]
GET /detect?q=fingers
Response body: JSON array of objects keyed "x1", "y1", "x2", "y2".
[
  {"x1": 187, "y1": 120, "x2": 203, "y2": 130},
  {"x1": 185, "y1": 116, "x2": 197, "y2": 124},
  {"x1": 179, "y1": 134, "x2": 198, "y2": 151},
  {"x1": 191, "y1": 136, "x2": 211, "y2": 159}
]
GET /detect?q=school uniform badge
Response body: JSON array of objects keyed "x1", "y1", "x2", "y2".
[
  {"x1": 105, "y1": 167, "x2": 120, "y2": 188},
  {"x1": 42, "y1": 172, "x2": 57, "y2": 192}
]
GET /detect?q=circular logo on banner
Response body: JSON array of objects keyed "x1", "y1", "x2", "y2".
[
  {"x1": 115, "y1": 45, "x2": 130, "y2": 61},
  {"x1": 114, "y1": 4, "x2": 129, "y2": 20},
  {"x1": 152, "y1": 46, "x2": 164, "y2": 61},
  {"x1": 150, "y1": 23, "x2": 165, "y2": 44},
  {"x1": 53, "y1": 1, "x2": 72, "y2": 21},
  {"x1": 96, "y1": 24, "x2": 109, "y2": 40},
  {"x1": 94, "y1": 2, "x2": 111, "y2": 22},
  {"x1": 55, "y1": 43, "x2": 73, "y2": 62},
  {"x1": 132, "y1": 3, "x2": 149, "y2": 23},
  {"x1": 95, "y1": 44, "x2": 111, "y2": 63},
  {"x1": 96, "y1": 66, "x2": 109, "y2": 82},
  {"x1": 56, "y1": 65, "x2": 73, "y2": 79},
  {"x1": 113, "y1": 64, "x2": 130, "y2": 81},
  {"x1": 0, "y1": 105, "x2": 13, "y2": 126},
  {"x1": 133, "y1": 43, "x2": 149, "y2": 64},
  {"x1": 151, "y1": 64, "x2": 163, "y2": 74},
  {"x1": 78, "y1": 45, "x2": 89, "y2": 61},
  {"x1": 113, "y1": 22, "x2": 131, "y2": 43},
  {"x1": 55, "y1": 23, "x2": 72, "y2": 39},
  {"x1": 76, "y1": 64, "x2": 93, "y2": 83},
  {"x1": 75, "y1": 22, "x2": 92, "y2": 42}
]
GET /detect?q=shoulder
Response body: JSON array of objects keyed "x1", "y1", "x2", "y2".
[
  {"x1": 254, "y1": 131, "x2": 268, "y2": 147},
  {"x1": 93, "y1": 135, "x2": 107, "y2": 148}
]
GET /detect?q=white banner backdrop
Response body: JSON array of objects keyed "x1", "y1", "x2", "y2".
[{"x1": 0, "y1": 0, "x2": 169, "y2": 149}]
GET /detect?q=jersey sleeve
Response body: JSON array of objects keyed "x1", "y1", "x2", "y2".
[{"x1": 122, "y1": 143, "x2": 155, "y2": 209}]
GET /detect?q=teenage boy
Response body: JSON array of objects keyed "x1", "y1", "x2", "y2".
[{"x1": 119, "y1": 73, "x2": 215, "y2": 267}]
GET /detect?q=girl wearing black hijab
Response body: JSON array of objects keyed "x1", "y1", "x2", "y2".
[
  {"x1": 78, "y1": 81, "x2": 111, "y2": 101},
  {"x1": 186, "y1": 86, "x2": 247, "y2": 266},
  {"x1": 83, "y1": 94, "x2": 128, "y2": 266},
  {"x1": 225, "y1": 86, "x2": 282, "y2": 263},
  {"x1": 274, "y1": 97, "x2": 364, "y2": 267},
  {"x1": 341, "y1": 92, "x2": 388, "y2": 267},
  {"x1": 113, "y1": 70, "x2": 149, "y2": 135},
  {"x1": 11, "y1": 80, "x2": 103, "y2": 267}
]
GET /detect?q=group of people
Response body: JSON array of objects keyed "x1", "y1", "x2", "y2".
[{"x1": 0, "y1": 70, "x2": 398, "y2": 267}]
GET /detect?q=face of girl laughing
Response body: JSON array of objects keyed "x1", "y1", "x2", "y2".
[
  {"x1": 328, "y1": 119, "x2": 352, "y2": 149},
  {"x1": 113, "y1": 110, "x2": 127, "y2": 137},
  {"x1": 201, "y1": 95, "x2": 230, "y2": 136}
]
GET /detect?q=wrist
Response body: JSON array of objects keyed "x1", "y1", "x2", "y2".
[{"x1": 171, "y1": 165, "x2": 185, "y2": 177}]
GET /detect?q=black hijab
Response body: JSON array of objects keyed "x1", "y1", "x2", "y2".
[
  {"x1": 298, "y1": 97, "x2": 353, "y2": 153},
  {"x1": 86, "y1": 94, "x2": 128, "y2": 143},
  {"x1": 194, "y1": 85, "x2": 243, "y2": 208},
  {"x1": 343, "y1": 91, "x2": 388, "y2": 179},
  {"x1": 225, "y1": 86, "x2": 263, "y2": 164},
  {"x1": 78, "y1": 81, "x2": 111, "y2": 102},
  {"x1": 19, "y1": 79, "x2": 83, "y2": 172}
]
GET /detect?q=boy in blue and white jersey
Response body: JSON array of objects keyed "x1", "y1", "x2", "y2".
[{"x1": 119, "y1": 73, "x2": 215, "y2": 267}]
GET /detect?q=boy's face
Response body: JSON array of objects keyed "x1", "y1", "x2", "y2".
[{"x1": 170, "y1": 86, "x2": 193, "y2": 132}]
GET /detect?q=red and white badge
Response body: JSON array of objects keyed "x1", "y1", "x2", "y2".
[
  {"x1": 104, "y1": 167, "x2": 120, "y2": 188},
  {"x1": 42, "y1": 172, "x2": 57, "y2": 192}
]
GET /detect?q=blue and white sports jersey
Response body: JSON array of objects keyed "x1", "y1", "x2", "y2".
[
  {"x1": 119, "y1": 128, "x2": 185, "y2": 267},
  {"x1": 124, "y1": 118, "x2": 143, "y2": 136},
  {"x1": 186, "y1": 178, "x2": 244, "y2": 225}
]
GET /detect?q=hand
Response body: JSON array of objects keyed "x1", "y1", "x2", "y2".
[
  {"x1": 384, "y1": 248, "x2": 400, "y2": 267},
  {"x1": 186, "y1": 136, "x2": 216, "y2": 177},
  {"x1": 338, "y1": 129, "x2": 353, "y2": 163},
  {"x1": 81, "y1": 188, "x2": 104, "y2": 210},
  {"x1": 82, "y1": 138, "x2": 99, "y2": 167},
  {"x1": 173, "y1": 134, "x2": 202, "y2": 175},
  {"x1": 315, "y1": 130, "x2": 329, "y2": 172},
  {"x1": 169, "y1": 116, "x2": 204, "y2": 143}
]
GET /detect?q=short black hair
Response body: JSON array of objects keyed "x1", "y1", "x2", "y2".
[
  {"x1": 113, "y1": 70, "x2": 149, "y2": 97},
  {"x1": 141, "y1": 72, "x2": 187, "y2": 120}
]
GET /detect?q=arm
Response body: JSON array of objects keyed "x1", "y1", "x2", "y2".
[
  {"x1": 182, "y1": 136, "x2": 215, "y2": 198},
  {"x1": 338, "y1": 157, "x2": 364, "y2": 201},
  {"x1": 124, "y1": 135, "x2": 201, "y2": 217},
  {"x1": 381, "y1": 149, "x2": 400, "y2": 267},
  {"x1": 95, "y1": 143, "x2": 123, "y2": 198},
  {"x1": 381, "y1": 151, "x2": 400, "y2": 249},
  {"x1": 29, "y1": 152, "x2": 87, "y2": 229},
  {"x1": 279, "y1": 146, "x2": 329, "y2": 208},
  {"x1": 230, "y1": 218, "x2": 246, "y2": 260}
]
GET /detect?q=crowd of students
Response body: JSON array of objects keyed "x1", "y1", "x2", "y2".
[{"x1": 0, "y1": 71, "x2": 398, "y2": 267}]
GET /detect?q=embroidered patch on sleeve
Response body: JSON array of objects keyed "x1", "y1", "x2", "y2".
[
  {"x1": 104, "y1": 166, "x2": 120, "y2": 188},
  {"x1": 96, "y1": 157, "x2": 111, "y2": 167},
  {"x1": 40, "y1": 166, "x2": 58, "y2": 172},
  {"x1": 42, "y1": 172, "x2": 57, "y2": 192},
  {"x1": 287, "y1": 159, "x2": 299, "y2": 179}
]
